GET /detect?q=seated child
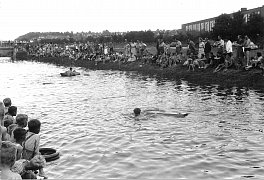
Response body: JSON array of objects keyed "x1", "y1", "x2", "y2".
[
  {"x1": 213, "y1": 53, "x2": 226, "y2": 73},
  {"x1": 1, "y1": 141, "x2": 22, "y2": 180},
  {"x1": 3, "y1": 97, "x2": 12, "y2": 115},
  {"x1": 3, "y1": 106, "x2": 17, "y2": 124},
  {"x1": 186, "y1": 53, "x2": 195, "y2": 71},
  {"x1": 193, "y1": 54, "x2": 206, "y2": 69},
  {"x1": 9, "y1": 114, "x2": 28, "y2": 142},
  {"x1": 22, "y1": 119, "x2": 47, "y2": 178},
  {"x1": 252, "y1": 52, "x2": 263, "y2": 68},
  {"x1": 13, "y1": 128, "x2": 27, "y2": 160}
]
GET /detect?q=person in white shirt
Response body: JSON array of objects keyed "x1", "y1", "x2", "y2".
[
  {"x1": 225, "y1": 39, "x2": 233, "y2": 55},
  {"x1": 224, "y1": 38, "x2": 233, "y2": 70}
]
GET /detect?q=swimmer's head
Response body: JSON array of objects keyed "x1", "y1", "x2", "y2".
[{"x1": 133, "y1": 108, "x2": 141, "y2": 116}]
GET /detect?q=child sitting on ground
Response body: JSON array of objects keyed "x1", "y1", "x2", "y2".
[
  {"x1": 185, "y1": 53, "x2": 195, "y2": 71},
  {"x1": 3, "y1": 106, "x2": 17, "y2": 124},
  {"x1": 1, "y1": 141, "x2": 22, "y2": 180},
  {"x1": 12, "y1": 127, "x2": 44, "y2": 179},
  {"x1": 193, "y1": 54, "x2": 206, "y2": 69},
  {"x1": 9, "y1": 114, "x2": 28, "y2": 142},
  {"x1": 213, "y1": 53, "x2": 226, "y2": 73},
  {"x1": 22, "y1": 119, "x2": 47, "y2": 178},
  {"x1": 3, "y1": 97, "x2": 12, "y2": 115}
]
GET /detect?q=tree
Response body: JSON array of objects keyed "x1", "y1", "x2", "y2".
[
  {"x1": 246, "y1": 13, "x2": 264, "y2": 39},
  {"x1": 230, "y1": 11, "x2": 246, "y2": 40},
  {"x1": 212, "y1": 14, "x2": 233, "y2": 39}
]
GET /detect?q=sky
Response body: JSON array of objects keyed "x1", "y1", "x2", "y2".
[{"x1": 0, "y1": 0, "x2": 263, "y2": 40}]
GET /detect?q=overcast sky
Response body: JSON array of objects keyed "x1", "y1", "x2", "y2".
[{"x1": 0, "y1": 0, "x2": 263, "y2": 40}]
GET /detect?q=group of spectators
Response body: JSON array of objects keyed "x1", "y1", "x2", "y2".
[
  {"x1": 1, "y1": 98, "x2": 47, "y2": 179},
  {"x1": 184, "y1": 35, "x2": 264, "y2": 74},
  {"x1": 15, "y1": 35, "x2": 264, "y2": 75},
  {"x1": 17, "y1": 40, "x2": 149, "y2": 63}
]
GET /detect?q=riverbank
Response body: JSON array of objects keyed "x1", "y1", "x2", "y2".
[{"x1": 16, "y1": 51, "x2": 264, "y2": 89}]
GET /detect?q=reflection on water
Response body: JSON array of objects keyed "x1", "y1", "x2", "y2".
[{"x1": 0, "y1": 57, "x2": 264, "y2": 179}]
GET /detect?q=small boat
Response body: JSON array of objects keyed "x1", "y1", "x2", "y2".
[
  {"x1": 39, "y1": 148, "x2": 60, "y2": 162},
  {"x1": 60, "y1": 71, "x2": 80, "y2": 77}
]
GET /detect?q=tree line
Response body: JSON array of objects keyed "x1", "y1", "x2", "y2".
[{"x1": 15, "y1": 11, "x2": 264, "y2": 47}]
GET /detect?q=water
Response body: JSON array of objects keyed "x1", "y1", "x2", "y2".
[{"x1": 1, "y1": 57, "x2": 264, "y2": 179}]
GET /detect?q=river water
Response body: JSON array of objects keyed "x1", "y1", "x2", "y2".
[{"x1": 1, "y1": 57, "x2": 264, "y2": 179}]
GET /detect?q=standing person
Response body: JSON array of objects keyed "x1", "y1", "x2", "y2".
[
  {"x1": 187, "y1": 39, "x2": 196, "y2": 56},
  {"x1": 244, "y1": 35, "x2": 251, "y2": 66},
  {"x1": 159, "y1": 39, "x2": 166, "y2": 55},
  {"x1": 124, "y1": 39, "x2": 131, "y2": 57},
  {"x1": 198, "y1": 37, "x2": 205, "y2": 58},
  {"x1": 204, "y1": 38, "x2": 211, "y2": 64},
  {"x1": 175, "y1": 39, "x2": 182, "y2": 55},
  {"x1": 135, "y1": 40, "x2": 140, "y2": 60},
  {"x1": 156, "y1": 38, "x2": 161, "y2": 56},
  {"x1": 225, "y1": 38, "x2": 233, "y2": 57},
  {"x1": 0, "y1": 101, "x2": 5, "y2": 126},
  {"x1": 235, "y1": 35, "x2": 244, "y2": 67},
  {"x1": 215, "y1": 35, "x2": 224, "y2": 55},
  {"x1": 224, "y1": 38, "x2": 233, "y2": 70}
]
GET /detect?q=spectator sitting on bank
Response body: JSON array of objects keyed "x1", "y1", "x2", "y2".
[
  {"x1": 3, "y1": 106, "x2": 17, "y2": 124},
  {"x1": 175, "y1": 52, "x2": 186, "y2": 64},
  {"x1": 185, "y1": 53, "x2": 195, "y2": 71},
  {"x1": 253, "y1": 52, "x2": 263, "y2": 68},
  {"x1": 8, "y1": 114, "x2": 28, "y2": 142},
  {"x1": 208, "y1": 52, "x2": 216, "y2": 67},
  {"x1": 1, "y1": 141, "x2": 22, "y2": 180},
  {"x1": 169, "y1": 53, "x2": 178, "y2": 66},
  {"x1": 22, "y1": 119, "x2": 47, "y2": 178},
  {"x1": 13, "y1": 128, "x2": 27, "y2": 160},
  {"x1": 214, "y1": 53, "x2": 233, "y2": 73},
  {"x1": 194, "y1": 54, "x2": 206, "y2": 69}
]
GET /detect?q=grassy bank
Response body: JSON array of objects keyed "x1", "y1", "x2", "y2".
[{"x1": 16, "y1": 51, "x2": 264, "y2": 89}]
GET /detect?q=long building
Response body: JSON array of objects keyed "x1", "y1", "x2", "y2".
[{"x1": 182, "y1": 5, "x2": 264, "y2": 34}]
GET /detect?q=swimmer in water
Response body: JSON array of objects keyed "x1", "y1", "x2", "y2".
[
  {"x1": 133, "y1": 108, "x2": 141, "y2": 117},
  {"x1": 134, "y1": 108, "x2": 188, "y2": 119}
]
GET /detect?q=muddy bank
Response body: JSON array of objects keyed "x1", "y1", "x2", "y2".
[{"x1": 16, "y1": 51, "x2": 264, "y2": 89}]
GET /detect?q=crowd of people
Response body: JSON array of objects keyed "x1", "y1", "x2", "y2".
[
  {"x1": 182, "y1": 35, "x2": 264, "y2": 74},
  {"x1": 17, "y1": 40, "x2": 149, "y2": 63},
  {"x1": 1, "y1": 98, "x2": 47, "y2": 179},
  {"x1": 15, "y1": 35, "x2": 264, "y2": 75}
]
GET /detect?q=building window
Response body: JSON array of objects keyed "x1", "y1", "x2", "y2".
[
  {"x1": 244, "y1": 14, "x2": 248, "y2": 22},
  {"x1": 209, "y1": 21, "x2": 215, "y2": 31},
  {"x1": 205, "y1": 22, "x2": 209, "y2": 31},
  {"x1": 189, "y1": 25, "x2": 192, "y2": 31},
  {"x1": 201, "y1": 23, "x2": 204, "y2": 30},
  {"x1": 197, "y1": 23, "x2": 200, "y2": 31}
]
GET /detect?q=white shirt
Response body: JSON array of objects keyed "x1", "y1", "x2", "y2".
[{"x1": 225, "y1": 40, "x2": 233, "y2": 53}]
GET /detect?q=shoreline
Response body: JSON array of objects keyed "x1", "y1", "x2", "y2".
[{"x1": 16, "y1": 51, "x2": 264, "y2": 89}]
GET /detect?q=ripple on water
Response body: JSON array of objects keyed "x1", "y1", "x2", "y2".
[{"x1": 1, "y1": 59, "x2": 264, "y2": 179}]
